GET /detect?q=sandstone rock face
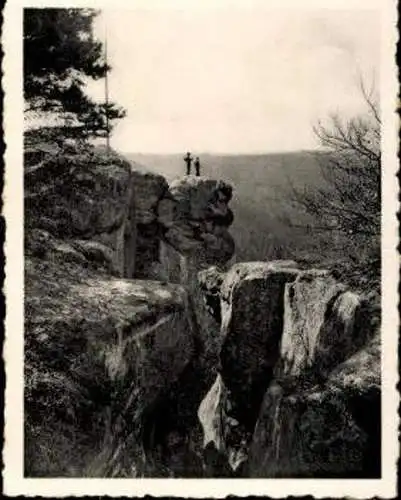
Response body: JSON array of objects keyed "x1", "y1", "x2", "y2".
[
  {"x1": 197, "y1": 261, "x2": 299, "y2": 473},
  {"x1": 24, "y1": 143, "x2": 136, "y2": 277},
  {"x1": 279, "y1": 270, "x2": 374, "y2": 380},
  {"x1": 218, "y1": 262, "x2": 300, "y2": 414},
  {"x1": 132, "y1": 170, "x2": 169, "y2": 225},
  {"x1": 162, "y1": 177, "x2": 235, "y2": 266},
  {"x1": 198, "y1": 266, "x2": 225, "y2": 322},
  {"x1": 158, "y1": 241, "x2": 223, "y2": 400},
  {"x1": 157, "y1": 177, "x2": 236, "y2": 390},
  {"x1": 25, "y1": 133, "x2": 380, "y2": 480},
  {"x1": 130, "y1": 171, "x2": 168, "y2": 278},
  {"x1": 23, "y1": 138, "x2": 179, "y2": 280},
  {"x1": 25, "y1": 255, "x2": 196, "y2": 477},
  {"x1": 26, "y1": 228, "x2": 88, "y2": 266},
  {"x1": 197, "y1": 261, "x2": 380, "y2": 478},
  {"x1": 24, "y1": 135, "x2": 238, "y2": 477},
  {"x1": 247, "y1": 335, "x2": 381, "y2": 478},
  {"x1": 279, "y1": 270, "x2": 346, "y2": 377},
  {"x1": 25, "y1": 151, "x2": 132, "y2": 238}
]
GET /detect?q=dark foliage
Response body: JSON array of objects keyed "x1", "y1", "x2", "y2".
[{"x1": 24, "y1": 8, "x2": 126, "y2": 137}]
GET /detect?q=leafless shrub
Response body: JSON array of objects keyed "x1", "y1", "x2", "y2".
[{"x1": 286, "y1": 79, "x2": 381, "y2": 286}]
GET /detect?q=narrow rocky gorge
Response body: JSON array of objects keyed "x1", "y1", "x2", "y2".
[{"x1": 24, "y1": 136, "x2": 381, "y2": 478}]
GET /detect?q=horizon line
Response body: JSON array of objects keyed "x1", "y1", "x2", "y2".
[{"x1": 115, "y1": 147, "x2": 324, "y2": 156}]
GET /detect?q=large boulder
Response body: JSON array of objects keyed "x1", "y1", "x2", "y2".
[
  {"x1": 24, "y1": 142, "x2": 136, "y2": 277},
  {"x1": 247, "y1": 335, "x2": 381, "y2": 478},
  {"x1": 155, "y1": 177, "x2": 236, "y2": 392},
  {"x1": 25, "y1": 149, "x2": 132, "y2": 238},
  {"x1": 127, "y1": 171, "x2": 168, "y2": 278},
  {"x1": 131, "y1": 170, "x2": 168, "y2": 225},
  {"x1": 279, "y1": 270, "x2": 346, "y2": 377},
  {"x1": 25, "y1": 255, "x2": 196, "y2": 477},
  {"x1": 159, "y1": 241, "x2": 223, "y2": 393},
  {"x1": 162, "y1": 177, "x2": 235, "y2": 267},
  {"x1": 278, "y1": 269, "x2": 375, "y2": 380},
  {"x1": 197, "y1": 261, "x2": 300, "y2": 473},
  {"x1": 197, "y1": 261, "x2": 380, "y2": 478},
  {"x1": 218, "y1": 262, "x2": 299, "y2": 403}
]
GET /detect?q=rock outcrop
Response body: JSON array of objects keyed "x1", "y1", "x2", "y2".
[
  {"x1": 130, "y1": 171, "x2": 169, "y2": 278},
  {"x1": 25, "y1": 253, "x2": 196, "y2": 477},
  {"x1": 163, "y1": 176, "x2": 234, "y2": 266},
  {"x1": 25, "y1": 146, "x2": 135, "y2": 277},
  {"x1": 157, "y1": 177, "x2": 235, "y2": 288},
  {"x1": 279, "y1": 270, "x2": 371, "y2": 379},
  {"x1": 24, "y1": 138, "x2": 158, "y2": 279},
  {"x1": 24, "y1": 135, "x2": 235, "y2": 285},
  {"x1": 197, "y1": 262, "x2": 380, "y2": 477},
  {"x1": 24, "y1": 132, "x2": 380, "y2": 479},
  {"x1": 158, "y1": 177, "x2": 236, "y2": 391},
  {"x1": 24, "y1": 136, "x2": 236, "y2": 478},
  {"x1": 198, "y1": 261, "x2": 299, "y2": 472},
  {"x1": 247, "y1": 334, "x2": 380, "y2": 478}
]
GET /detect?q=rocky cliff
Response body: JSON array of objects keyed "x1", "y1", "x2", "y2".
[
  {"x1": 24, "y1": 137, "x2": 234, "y2": 477},
  {"x1": 198, "y1": 263, "x2": 380, "y2": 477},
  {"x1": 24, "y1": 135, "x2": 380, "y2": 478}
]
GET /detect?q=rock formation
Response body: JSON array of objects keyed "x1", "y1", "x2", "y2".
[
  {"x1": 129, "y1": 170, "x2": 169, "y2": 278},
  {"x1": 198, "y1": 261, "x2": 300, "y2": 472},
  {"x1": 24, "y1": 137, "x2": 235, "y2": 477},
  {"x1": 24, "y1": 133, "x2": 381, "y2": 479},
  {"x1": 197, "y1": 262, "x2": 380, "y2": 477},
  {"x1": 247, "y1": 334, "x2": 380, "y2": 478},
  {"x1": 25, "y1": 252, "x2": 196, "y2": 476},
  {"x1": 25, "y1": 144, "x2": 135, "y2": 277}
]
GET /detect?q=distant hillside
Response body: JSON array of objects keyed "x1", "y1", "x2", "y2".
[
  {"x1": 126, "y1": 151, "x2": 340, "y2": 264},
  {"x1": 127, "y1": 151, "x2": 324, "y2": 186}
]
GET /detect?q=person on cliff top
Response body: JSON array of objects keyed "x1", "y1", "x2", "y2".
[
  {"x1": 194, "y1": 157, "x2": 201, "y2": 177},
  {"x1": 184, "y1": 152, "x2": 193, "y2": 175}
]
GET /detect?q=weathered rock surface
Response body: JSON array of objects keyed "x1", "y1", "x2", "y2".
[
  {"x1": 197, "y1": 261, "x2": 380, "y2": 478},
  {"x1": 131, "y1": 170, "x2": 169, "y2": 225},
  {"x1": 157, "y1": 177, "x2": 236, "y2": 390},
  {"x1": 24, "y1": 142, "x2": 136, "y2": 277},
  {"x1": 24, "y1": 136, "x2": 237, "y2": 478},
  {"x1": 127, "y1": 175, "x2": 235, "y2": 281},
  {"x1": 24, "y1": 132, "x2": 381, "y2": 480},
  {"x1": 162, "y1": 176, "x2": 235, "y2": 266},
  {"x1": 197, "y1": 261, "x2": 300, "y2": 473},
  {"x1": 25, "y1": 255, "x2": 196, "y2": 477},
  {"x1": 130, "y1": 171, "x2": 168, "y2": 278},
  {"x1": 278, "y1": 270, "x2": 376, "y2": 383},
  {"x1": 198, "y1": 266, "x2": 225, "y2": 322},
  {"x1": 26, "y1": 228, "x2": 88, "y2": 266},
  {"x1": 25, "y1": 150, "x2": 132, "y2": 238},
  {"x1": 247, "y1": 335, "x2": 381, "y2": 478},
  {"x1": 280, "y1": 270, "x2": 347, "y2": 377},
  {"x1": 218, "y1": 262, "x2": 300, "y2": 416}
]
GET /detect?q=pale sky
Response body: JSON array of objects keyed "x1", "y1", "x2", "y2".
[{"x1": 87, "y1": 7, "x2": 381, "y2": 154}]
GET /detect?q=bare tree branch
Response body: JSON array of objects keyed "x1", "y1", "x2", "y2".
[{"x1": 287, "y1": 79, "x2": 380, "y2": 249}]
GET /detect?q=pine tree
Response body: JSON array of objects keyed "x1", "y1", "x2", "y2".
[{"x1": 24, "y1": 8, "x2": 126, "y2": 138}]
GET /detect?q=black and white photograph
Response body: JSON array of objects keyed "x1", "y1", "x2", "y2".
[{"x1": 3, "y1": 0, "x2": 398, "y2": 496}]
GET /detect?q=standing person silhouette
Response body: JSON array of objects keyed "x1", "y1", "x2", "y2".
[
  {"x1": 194, "y1": 157, "x2": 201, "y2": 177},
  {"x1": 184, "y1": 152, "x2": 193, "y2": 175}
]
